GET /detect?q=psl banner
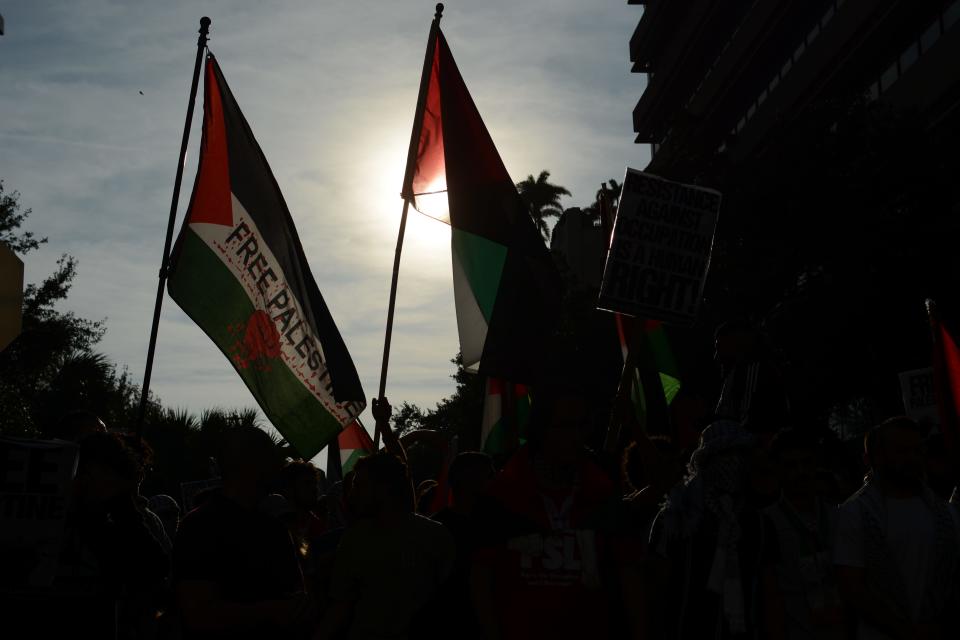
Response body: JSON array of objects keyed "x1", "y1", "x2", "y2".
[
  {"x1": 598, "y1": 169, "x2": 720, "y2": 324},
  {"x1": 0, "y1": 436, "x2": 78, "y2": 590}
]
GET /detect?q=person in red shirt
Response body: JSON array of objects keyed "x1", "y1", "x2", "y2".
[
  {"x1": 471, "y1": 384, "x2": 616, "y2": 640},
  {"x1": 174, "y1": 427, "x2": 312, "y2": 640}
]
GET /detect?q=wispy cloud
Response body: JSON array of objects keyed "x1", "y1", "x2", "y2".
[{"x1": 0, "y1": 0, "x2": 647, "y2": 445}]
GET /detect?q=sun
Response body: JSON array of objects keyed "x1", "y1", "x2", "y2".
[
  {"x1": 404, "y1": 205, "x2": 450, "y2": 254},
  {"x1": 366, "y1": 155, "x2": 451, "y2": 256}
]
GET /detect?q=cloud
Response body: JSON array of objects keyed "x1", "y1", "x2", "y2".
[{"x1": 0, "y1": 0, "x2": 648, "y2": 435}]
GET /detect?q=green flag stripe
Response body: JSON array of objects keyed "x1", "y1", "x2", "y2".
[
  {"x1": 647, "y1": 324, "x2": 680, "y2": 378},
  {"x1": 482, "y1": 417, "x2": 507, "y2": 455},
  {"x1": 341, "y1": 448, "x2": 368, "y2": 475},
  {"x1": 451, "y1": 228, "x2": 508, "y2": 324},
  {"x1": 169, "y1": 228, "x2": 342, "y2": 457},
  {"x1": 660, "y1": 372, "x2": 681, "y2": 405}
]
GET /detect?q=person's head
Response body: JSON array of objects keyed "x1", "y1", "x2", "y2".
[
  {"x1": 350, "y1": 452, "x2": 413, "y2": 517},
  {"x1": 416, "y1": 479, "x2": 438, "y2": 515},
  {"x1": 621, "y1": 436, "x2": 678, "y2": 493},
  {"x1": 278, "y1": 460, "x2": 321, "y2": 510},
  {"x1": 216, "y1": 427, "x2": 283, "y2": 495},
  {"x1": 118, "y1": 433, "x2": 153, "y2": 487},
  {"x1": 769, "y1": 428, "x2": 819, "y2": 501},
  {"x1": 864, "y1": 417, "x2": 924, "y2": 493},
  {"x1": 529, "y1": 382, "x2": 590, "y2": 465},
  {"x1": 49, "y1": 410, "x2": 107, "y2": 442},
  {"x1": 714, "y1": 320, "x2": 760, "y2": 368},
  {"x1": 448, "y1": 451, "x2": 495, "y2": 507},
  {"x1": 148, "y1": 494, "x2": 181, "y2": 537},
  {"x1": 74, "y1": 432, "x2": 143, "y2": 506},
  {"x1": 689, "y1": 420, "x2": 755, "y2": 495}
]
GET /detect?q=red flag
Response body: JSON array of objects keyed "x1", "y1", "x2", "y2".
[{"x1": 928, "y1": 299, "x2": 960, "y2": 453}]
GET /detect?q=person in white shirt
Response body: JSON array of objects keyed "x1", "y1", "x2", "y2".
[{"x1": 833, "y1": 417, "x2": 960, "y2": 640}]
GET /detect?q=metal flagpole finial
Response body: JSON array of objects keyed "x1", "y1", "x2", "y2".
[
  {"x1": 435, "y1": 3, "x2": 444, "y2": 20},
  {"x1": 199, "y1": 17, "x2": 211, "y2": 45}
]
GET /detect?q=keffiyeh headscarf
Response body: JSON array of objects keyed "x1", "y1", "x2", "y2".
[{"x1": 659, "y1": 420, "x2": 755, "y2": 634}]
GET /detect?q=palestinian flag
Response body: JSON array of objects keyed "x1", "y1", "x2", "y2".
[
  {"x1": 402, "y1": 23, "x2": 560, "y2": 382},
  {"x1": 167, "y1": 55, "x2": 365, "y2": 459},
  {"x1": 337, "y1": 419, "x2": 375, "y2": 475},
  {"x1": 480, "y1": 377, "x2": 531, "y2": 456},
  {"x1": 616, "y1": 315, "x2": 681, "y2": 439},
  {"x1": 928, "y1": 300, "x2": 960, "y2": 455}
]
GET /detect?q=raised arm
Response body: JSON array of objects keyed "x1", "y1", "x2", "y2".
[{"x1": 373, "y1": 396, "x2": 407, "y2": 465}]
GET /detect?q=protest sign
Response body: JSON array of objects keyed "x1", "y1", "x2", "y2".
[
  {"x1": 899, "y1": 367, "x2": 938, "y2": 425},
  {"x1": 0, "y1": 436, "x2": 78, "y2": 590},
  {"x1": 598, "y1": 169, "x2": 720, "y2": 324}
]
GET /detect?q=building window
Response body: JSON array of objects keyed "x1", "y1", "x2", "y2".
[
  {"x1": 880, "y1": 60, "x2": 898, "y2": 92},
  {"x1": 946, "y1": 1, "x2": 960, "y2": 28},
  {"x1": 900, "y1": 41, "x2": 919, "y2": 73},
  {"x1": 921, "y1": 19, "x2": 941, "y2": 53}
]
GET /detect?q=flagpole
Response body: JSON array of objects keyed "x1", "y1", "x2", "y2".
[
  {"x1": 374, "y1": 4, "x2": 444, "y2": 449},
  {"x1": 135, "y1": 17, "x2": 211, "y2": 437}
]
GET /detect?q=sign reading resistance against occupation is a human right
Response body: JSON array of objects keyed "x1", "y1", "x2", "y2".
[{"x1": 598, "y1": 169, "x2": 721, "y2": 324}]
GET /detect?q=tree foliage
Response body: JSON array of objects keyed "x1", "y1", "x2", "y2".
[
  {"x1": 0, "y1": 188, "x2": 110, "y2": 436},
  {"x1": 0, "y1": 181, "x2": 46, "y2": 254},
  {"x1": 516, "y1": 170, "x2": 571, "y2": 241},
  {"x1": 0, "y1": 184, "x2": 271, "y2": 498},
  {"x1": 390, "y1": 353, "x2": 485, "y2": 446}
]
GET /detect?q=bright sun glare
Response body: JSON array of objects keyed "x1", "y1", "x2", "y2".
[{"x1": 367, "y1": 145, "x2": 451, "y2": 259}]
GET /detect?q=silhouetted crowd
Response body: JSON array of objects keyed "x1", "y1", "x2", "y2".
[{"x1": 5, "y1": 331, "x2": 960, "y2": 640}]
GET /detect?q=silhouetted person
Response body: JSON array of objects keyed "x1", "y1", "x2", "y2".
[
  {"x1": 317, "y1": 451, "x2": 455, "y2": 640},
  {"x1": 617, "y1": 434, "x2": 684, "y2": 639},
  {"x1": 431, "y1": 452, "x2": 496, "y2": 640},
  {"x1": 834, "y1": 417, "x2": 960, "y2": 640},
  {"x1": 278, "y1": 460, "x2": 327, "y2": 550},
  {"x1": 471, "y1": 384, "x2": 616, "y2": 640},
  {"x1": 761, "y1": 429, "x2": 843, "y2": 640},
  {"x1": 148, "y1": 494, "x2": 181, "y2": 543},
  {"x1": 55, "y1": 432, "x2": 169, "y2": 639},
  {"x1": 649, "y1": 420, "x2": 763, "y2": 640},
  {"x1": 173, "y1": 426, "x2": 311, "y2": 640}
]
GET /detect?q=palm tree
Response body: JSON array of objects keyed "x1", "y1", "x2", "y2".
[
  {"x1": 516, "y1": 170, "x2": 571, "y2": 242},
  {"x1": 582, "y1": 177, "x2": 623, "y2": 221},
  {"x1": 603, "y1": 178, "x2": 622, "y2": 210}
]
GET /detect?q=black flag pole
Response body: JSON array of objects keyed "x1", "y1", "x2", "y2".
[
  {"x1": 373, "y1": 4, "x2": 444, "y2": 449},
  {"x1": 135, "y1": 17, "x2": 211, "y2": 436}
]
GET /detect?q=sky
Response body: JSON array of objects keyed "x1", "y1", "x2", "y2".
[{"x1": 0, "y1": 0, "x2": 648, "y2": 455}]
